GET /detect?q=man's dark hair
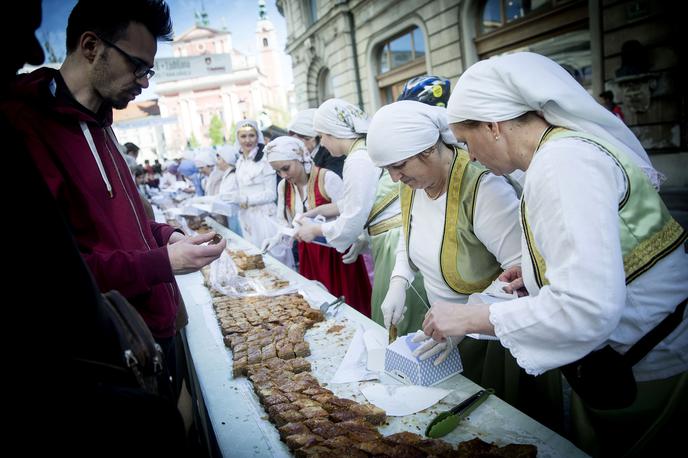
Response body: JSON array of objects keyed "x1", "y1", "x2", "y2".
[
  {"x1": 124, "y1": 142, "x2": 140, "y2": 154},
  {"x1": 66, "y1": 0, "x2": 173, "y2": 53}
]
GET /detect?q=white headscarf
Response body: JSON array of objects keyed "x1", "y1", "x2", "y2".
[
  {"x1": 216, "y1": 144, "x2": 237, "y2": 165},
  {"x1": 288, "y1": 109, "x2": 318, "y2": 138},
  {"x1": 367, "y1": 101, "x2": 458, "y2": 167},
  {"x1": 194, "y1": 148, "x2": 216, "y2": 167},
  {"x1": 447, "y1": 52, "x2": 662, "y2": 189},
  {"x1": 265, "y1": 136, "x2": 312, "y2": 172},
  {"x1": 313, "y1": 98, "x2": 369, "y2": 139},
  {"x1": 234, "y1": 119, "x2": 265, "y2": 147}
]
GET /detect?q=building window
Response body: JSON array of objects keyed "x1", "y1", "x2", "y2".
[
  {"x1": 303, "y1": 0, "x2": 317, "y2": 26},
  {"x1": 317, "y1": 67, "x2": 333, "y2": 105},
  {"x1": 375, "y1": 26, "x2": 427, "y2": 105},
  {"x1": 480, "y1": 0, "x2": 551, "y2": 34},
  {"x1": 475, "y1": 0, "x2": 592, "y2": 91},
  {"x1": 263, "y1": 38, "x2": 269, "y2": 47}
]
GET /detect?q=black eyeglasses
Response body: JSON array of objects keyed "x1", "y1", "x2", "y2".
[{"x1": 97, "y1": 35, "x2": 155, "y2": 80}]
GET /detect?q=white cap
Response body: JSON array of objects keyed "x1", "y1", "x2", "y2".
[
  {"x1": 216, "y1": 144, "x2": 238, "y2": 165},
  {"x1": 288, "y1": 109, "x2": 318, "y2": 138},
  {"x1": 194, "y1": 148, "x2": 216, "y2": 167}
]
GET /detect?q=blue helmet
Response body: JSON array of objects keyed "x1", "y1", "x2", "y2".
[{"x1": 397, "y1": 75, "x2": 451, "y2": 107}]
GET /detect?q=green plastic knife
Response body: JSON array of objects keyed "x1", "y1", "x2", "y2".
[{"x1": 425, "y1": 389, "x2": 494, "y2": 438}]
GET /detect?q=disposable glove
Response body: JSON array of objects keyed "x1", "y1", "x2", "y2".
[
  {"x1": 260, "y1": 234, "x2": 283, "y2": 254},
  {"x1": 380, "y1": 276, "x2": 408, "y2": 329},
  {"x1": 411, "y1": 330, "x2": 464, "y2": 366},
  {"x1": 342, "y1": 233, "x2": 368, "y2": 264}
]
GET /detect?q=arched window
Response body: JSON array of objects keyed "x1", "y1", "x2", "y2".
[
  {"x1": 375, "y1": 26, "x2": 427, "y2": 105},
  {"x1": 263, "y1": 38, "x2": 268, "y2": 47},
  {"x1": 317, "y1": 67, "x2": 333, "y2": 105},
  {"x1": 474, "y1": 0, "x2": 593, "y2": 92}
]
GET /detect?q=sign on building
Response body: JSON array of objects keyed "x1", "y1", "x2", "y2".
[{"x1": 154, "y1": 54, "x2": 232, "y2": 82}]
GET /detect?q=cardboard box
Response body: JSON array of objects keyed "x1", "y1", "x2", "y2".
[{"x1": 384, "y1": 333, "x2": 462, "y2": 386}]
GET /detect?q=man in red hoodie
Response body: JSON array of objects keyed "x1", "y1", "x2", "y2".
[{"x1": 2, "y1": 0, "x2": 226, "y2": 390}]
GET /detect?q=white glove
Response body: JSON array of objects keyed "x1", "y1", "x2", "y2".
[
  {"x1": 260, "y1": 234, "x2": 282, "y2": 254},
  {"x1": 411, "y1": 330, "x2": 463, "y2": 366},
  {"x1": 292, "y1": 213, "x2": 305, "y2": 227},
  {"x1": 380, "y1": 277, "x2": 407, "y2": 329},
  {"x1": 342, "y1": 233, "x2": 368, "y2": 264}
]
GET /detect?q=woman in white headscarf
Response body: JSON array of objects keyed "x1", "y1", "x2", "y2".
[
  {"x1": 288, "y1": 108, "x2": 345, "y2": 177},
  {"x1": 430, "y1": 52, "x2": 687, "y2": 456},
  {"x1": 226, "y1": 120, "x2": 290, "y2": 264},
  {"x1": 367, "y1": 100, "x2": 564, "y2": 430},
  {"x1": 264, "y1": 136, "x2": 372, "y2": 313}
]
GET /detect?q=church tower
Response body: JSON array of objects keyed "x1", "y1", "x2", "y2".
[{"x1": 255, "y1": 0, "x2": 287, "y2": 120}]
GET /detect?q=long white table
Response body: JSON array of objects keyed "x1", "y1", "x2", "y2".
[{"x1": 176, "y1": 218, "x2": 588, "y2": 457}]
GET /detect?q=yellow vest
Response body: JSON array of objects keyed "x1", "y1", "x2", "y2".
[
  {"x1": 400, "y1": 148, "x2": 503, "y2": 294},
  {"x1": 522, "y1": 127, "x2": 687, "y2": 287}
]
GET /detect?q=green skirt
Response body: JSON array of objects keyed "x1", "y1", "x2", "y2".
[
  {"x1": 369, "y1": 227, "x2": 429, "y2": 336},
  {"x1": 571, "y1": 370, "x2": 688, "y2": 457}
]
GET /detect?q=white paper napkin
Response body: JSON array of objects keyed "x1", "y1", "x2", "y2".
[
  {"x1": 360, "y1": 383, "x2": 451, "y2": 416},
  {"x1": 330, "y1": 327, "x2": 379, "y2": 384},
  {"x1": 363, "y1": 328, "x2": 386, "y2": 372}
]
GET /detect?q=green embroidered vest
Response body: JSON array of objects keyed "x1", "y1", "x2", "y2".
[
  {"x1": 522, "y1": 127, "x2": 687, "y2": 288},
  {"x1": 366, "y1": 169, "x2": 402, "y2": 236},
  {"x1": 400, "y1": 147, "x2": 502, "y2": 294}
]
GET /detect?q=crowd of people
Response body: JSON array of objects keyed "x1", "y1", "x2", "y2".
[{"x1": 4, "y1": 0, "x2": 685, "y2": 456}]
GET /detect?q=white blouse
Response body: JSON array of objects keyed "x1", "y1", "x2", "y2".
[
  {"x1": 235, "y1": 149, "x2": 277, "y2": 207},
  {"x1": 321, "y1": 147, "x2": 381, "y2": 252},
  {"x1": 391, "y1": 173, "x2": 522, "y2": 305},
  {"x1": 276, "y1": 169, "x2": 344, "y2": 226},
  {"x1": 489, "y1": 137, "x2": 688, "y2": 381}
]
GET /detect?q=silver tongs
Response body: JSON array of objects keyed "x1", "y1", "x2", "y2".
[{"x1": 319, "y1": 296, "x2": 345, "y2": 317}]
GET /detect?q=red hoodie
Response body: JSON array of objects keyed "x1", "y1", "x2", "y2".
[{"x1": 4, "y1": 68, "x2": 179, "y2": 338}]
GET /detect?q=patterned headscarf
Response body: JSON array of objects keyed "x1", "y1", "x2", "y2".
[
  {"x1": 265, "y1": 136, "x2": 312, "y2": 173},
  {"x1": 313, "y1": 98, "x2": 369, "y2": 139}
]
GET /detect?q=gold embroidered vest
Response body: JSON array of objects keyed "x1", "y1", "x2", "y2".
[{"x1": 400, "y1": 148, "x2": 503, "y2": 294}]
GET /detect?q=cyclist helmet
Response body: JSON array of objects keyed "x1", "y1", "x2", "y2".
[{"x1": 397, "y1": 75, "x2": 451, "y2": 107}]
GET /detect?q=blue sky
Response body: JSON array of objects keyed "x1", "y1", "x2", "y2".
[{"x1": 38, "y1": 0, "x2": 293, "y2": 97}]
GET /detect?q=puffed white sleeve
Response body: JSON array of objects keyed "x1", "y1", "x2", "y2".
[
  {"x1": 321, "y1": 151, "x2": 380, "y2": 252},
  {"x1": 275, "y1": 179, "x2": 289, "y2": 227},
  {"x1": 473, "y1": 173, "x2": 522, "y2": 269},
  {"x1": 489, "y1": 141, "x2": 628, "y2": 375},
  {"x1": 323, "y1": 169, "x2": 344, "y2": 203}
]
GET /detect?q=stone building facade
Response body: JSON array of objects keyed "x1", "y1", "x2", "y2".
[{"x1": 277, "y1": 0, "x2": 685, "y2": 219}]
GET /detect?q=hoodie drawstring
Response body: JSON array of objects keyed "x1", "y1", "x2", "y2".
[{"x1": 80, "y1": 121, "x2": 113, "y2": 198}]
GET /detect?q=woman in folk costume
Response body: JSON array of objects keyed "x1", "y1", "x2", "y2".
[
  {"x1": 230, "y1": 120, "x2": 292, "y2": 265},
  {"x1": 367, "y1": 101, "x2": 563, "y2": 431},
  {"x1": 425, "y1": 52, "x2": 688, "y2": 456},
  {"x1": 263, "y1": 136, "x2": 372, "y2": 314},
  {"x1": 294, "y1": 98, "x2": 421, "y2": 321}
]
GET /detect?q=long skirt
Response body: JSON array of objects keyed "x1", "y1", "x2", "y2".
[
  {"x1": 298, "y1": 242, "x2": 372, "y2": 317},
  {"x1": 370, "y1": 226, "x2": 428, "y2": 336},
  {"x1": 571, "y1": 370, "x2": 687, "y2": 457}
]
